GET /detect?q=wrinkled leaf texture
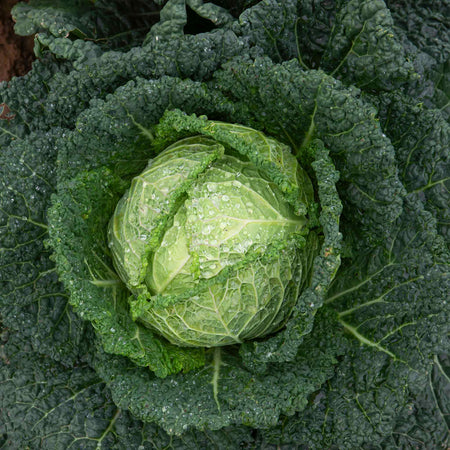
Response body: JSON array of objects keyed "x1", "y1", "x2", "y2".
[{"x1": 0, "y1": 0, "x2": 449, "y2": 448}]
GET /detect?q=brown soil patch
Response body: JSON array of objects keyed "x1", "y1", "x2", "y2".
[{"x1": 0, "y1": 0, "x2": 34, "y2": 82}]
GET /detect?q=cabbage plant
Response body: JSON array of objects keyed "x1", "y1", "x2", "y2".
[{"x1": 1, "y1": 0, "x2": 448, "y2": 448}]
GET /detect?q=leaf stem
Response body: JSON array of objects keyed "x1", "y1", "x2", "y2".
[{"x1": 212, "y1": 347, "x2": 222, "y2": 412}]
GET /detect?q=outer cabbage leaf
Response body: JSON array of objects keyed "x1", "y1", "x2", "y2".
[
  {"x1": 327, "y1": 195, "x2": 449, "y2": 371},
  {"x1": 379, "y1": 353, "x2": 450, "y2": 449},
  {"x1": 0, "y1": 328, "x2": 256, "y2": 449},
  {"x1": 294, "y1": 0, "x2": 338, "y2": 69},
  {"x1": 386, "y1": 0, "x2": 450, "y2": 116},
  {"x1": 146, "y1": 0, "x2": 233, "y2": 43},
  {"x1": 231, "y1": 0, "x2": 416, "y2": 90},
  {"x1": 0, "y1": 59, "x2": 72, "y2": 145},
  {"x1": 12, "y1": 0, "x2": 160, "y2": 51},
  {"x1": 0, "y1": 130, "x2": 86, "y2": 365},
  {"x1": 320, "y1": 0, "x2": 416, "y2": 90},
  {"x1": 376, "y1": 93, "x2": 450, "y2": 246},
  {"x1": 232, "y1": 0, "x2": 299, "y2": 62},
  {"x1": 12, "y1": 0, "x2": 96, "y2": 39}
]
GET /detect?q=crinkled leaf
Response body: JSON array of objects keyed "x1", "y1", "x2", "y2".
[
  {"x1": 91, "y1": 309, "x2": 344, "y2": 435},
  {"x1": 12, "y1": 0, "x2": 160, "y2": 50},
  {"x1": 0, "y1": 131, "x2": 86, "y2": 364},
  {"x1": 387, "y1": 0, "x2": 450, "y2": 115},
  {"x1": 377, "y1": 93, "x2": 450, "y2": 246},
  {"x1": 12, "y1": 0, "x2": 94, "y2": 38},
  {"x1": 232, "y1": 0, "x2": 299, "y2": 62},
  {"x1": 321, "y1": 0, "x2": 416, "y2": 90},
  {"x1": 295, "y1": 0, "x2": 338, "y2": 69},
  {"x1": 0, "y1": 330, "x2": 256, "y2": 449},
  {"x1": 146, "y1": 0, "x2": 233, "y2": 43},
  {"x1": 379, "y1": 354, "x2": 450, "y2": 449}
]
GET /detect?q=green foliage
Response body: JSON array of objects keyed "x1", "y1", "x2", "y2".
[
  {"x1": 0, "y1": 329, "x2": 255, "y2": 449},
  {"x1": 386, "y1": 0, "x2": 450, "y2": 116},
  {"x1": 0, "y1": 0, "x2": 448, "y2": 448},
  {"x1": 12, "y1": 0, "x2": 161, "y2": 51}
]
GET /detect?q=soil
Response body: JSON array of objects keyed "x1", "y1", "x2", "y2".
[{"x1": 0, "y1": 0, "x2": 34, "y2": 82}]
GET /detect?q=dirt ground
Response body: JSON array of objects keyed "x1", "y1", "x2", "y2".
[{"x1": 0, "y1": 0, "x2": 34, "y2": 82}]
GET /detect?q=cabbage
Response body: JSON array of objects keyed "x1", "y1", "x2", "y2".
[{"x1": 108, "y1": 122, "x2": 316, "y2": 347}]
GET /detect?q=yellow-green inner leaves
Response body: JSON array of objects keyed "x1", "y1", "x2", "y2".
[{"x1": 108, "y1": 123, "x2": 316, "y2": 347}]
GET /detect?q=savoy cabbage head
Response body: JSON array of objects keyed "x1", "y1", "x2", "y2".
[
  {"x1": 107, "y1": 115, "x2": 319, "y2": 347},
  {"x1": 0, "y1": 0, "x2": 449, "y2": 448}
]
